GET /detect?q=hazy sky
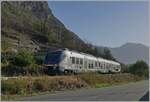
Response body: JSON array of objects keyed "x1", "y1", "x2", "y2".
[{"x1": 48, "y1": 1, "x2": 148, "y2": 47}]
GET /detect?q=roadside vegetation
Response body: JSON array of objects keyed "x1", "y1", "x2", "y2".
[
  {"x1": 78, "y1": 73, "x2": 142, "y2": 88},
  {"x1": 1, "y1": 76, "x2": 86, "y2": 100},
  {"x1": 1, "y1": 73, "x2": 143, "y2": 101},
  {"x1": 122, "y1": 60, "x2": 149, "y2": 79},
  {"x1": 1, "y1": 48, "x2": 44, "y2": 76},
  {"x1": 1, "y1": 43, "x2": 149, "y2": 101}
]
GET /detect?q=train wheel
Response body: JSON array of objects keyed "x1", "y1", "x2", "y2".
[
  {"x1": 73, "y1": 71, "x2": 77, "y2": 75},
  {"x1": 64, "y1": 70, "x2": 69, "y2": 75},
  {"x1": 108, "y1": 70, "x2": 112, "y2": 74}
]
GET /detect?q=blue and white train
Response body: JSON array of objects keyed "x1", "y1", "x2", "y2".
[{"x1": 43, "y1": 48, "x2": 121, "y2": 74}]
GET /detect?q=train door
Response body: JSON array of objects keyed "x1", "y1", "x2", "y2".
[
  {"x1": 69, "y1": 57, "x2": 73, "y2": 70},
  {"x1": 79, "y1": 58, "x2": 84, "y2": 72},
  {"x1": 84, "y1": 58, "x2": 88, "y2": 72},
  {"x1": 71, "y1": 57, "x2": 76, "y2": 71}
]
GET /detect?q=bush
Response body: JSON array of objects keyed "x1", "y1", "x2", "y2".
[
  {"x1": 33, "y1": 79, "x2": 49, "y2": 92},
  {"x1": 26, "y1": 64, "x2": 44, "y2": 76},
  {"x1": 1, "y1": 52, "x2": 15, "y2": 65},
  {"x1": 13, "y1": 48, "x2": 35, "y2": 67},
  {"x1": 34, "y1": 56, "x2": 44, "y2": 65},
  {"x1": 1, "y1": 48, "x2": 44, "y2": 76},
  {"x1": 2, "y1": 65, "x2": 25, "y2": 76},
  {"x1": 128, "y1": 60, "x2": 149, "y2": 78},
  {"x1": 1, "y1": 64, "x2": 43, "y2": 76},
  {"x1": 1, "y1": 79, "x2": 28, "y2": 94}
]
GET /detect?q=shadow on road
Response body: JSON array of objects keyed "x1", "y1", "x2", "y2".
[{"x1": 139, "y1": 92, "x2": 149, "y2": 101}]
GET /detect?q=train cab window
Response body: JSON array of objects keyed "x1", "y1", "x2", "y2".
[{"x1": 44, "y1": 51, "x2": 62, "y2": 64}]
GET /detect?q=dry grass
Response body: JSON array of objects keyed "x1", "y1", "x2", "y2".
[
  {"x1": 1, "y1": 73, "x2": 143, "y2": 100},
  {"x1": 1, "y1": 75, "x2": 86, "y2": 95},
  {"x1": 78, "y1": 72, "x2": 142, "y2": 87}
]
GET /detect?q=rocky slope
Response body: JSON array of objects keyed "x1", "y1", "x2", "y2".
[{"x1": 1, "y1": 1, "x2": 85, "y2": 52}]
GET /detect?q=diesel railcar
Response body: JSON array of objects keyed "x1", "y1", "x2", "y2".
[{"x1": 43, "y1": 48, "x2": 121, "y2": 74}]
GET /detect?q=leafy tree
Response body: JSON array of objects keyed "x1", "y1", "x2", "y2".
[
  {"x1": 13, "y1": 48, "x2": 35, "y2": 67},
  {"x1": 129, "y1": 60, "x2": 149, "y2": 78},
  {"x1": 102, "y1": 48, "x2": 116, "y2": 61}
]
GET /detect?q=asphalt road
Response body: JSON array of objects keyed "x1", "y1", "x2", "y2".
[{"x1": 19, "y1": 80, "x2": 149, "y2": 101}]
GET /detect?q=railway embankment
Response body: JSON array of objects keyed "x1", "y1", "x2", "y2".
[{"x1": 1, "y1": 73, "x2": 144, "y2": 101}]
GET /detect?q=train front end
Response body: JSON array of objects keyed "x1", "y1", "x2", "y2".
[{"x1": 43, "y1": 50, "x2": 64, "y2": 75}]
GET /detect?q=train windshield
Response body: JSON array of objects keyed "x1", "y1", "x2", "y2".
[{"x1": 44, "y1": 51, "x2": 62, "y2": 64}]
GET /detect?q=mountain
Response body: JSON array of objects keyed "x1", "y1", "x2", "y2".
[
  {"x1": 2, "y1": 1, "x2": 135, "y2": 63},
  {"x1": 109, "y1": 43, "x2": 149, "y2": 64},
  {"x1": 1, "y1": 1, "x2": 86, "y2": 52}
]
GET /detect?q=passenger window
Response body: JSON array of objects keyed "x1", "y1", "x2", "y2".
[
  {"x1": 72, "y1": 57, "x2": 75, "y2": 64},
  {"x1": 80, "y1": 59, "x2": 83, "y2": 65},
  {"x1": 91, "y1": 64, "x2": 93, "y2": 69},
  {"x1": 88, "y1": 64, "x2": 90, "y2": 69}
]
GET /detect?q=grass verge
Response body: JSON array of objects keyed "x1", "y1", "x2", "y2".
[{"x1": 1, "y1": 73, "x2": 144, "y2": 101}]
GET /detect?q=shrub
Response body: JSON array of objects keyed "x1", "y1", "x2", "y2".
[
  {"x1": 34, "y1": 56, "x2": 44, "y2": 65},
  {"x1": 13, "y1": 48, "x2": 35, "y2": 67},
  {"x1": 1, "y1": 64, "x2": 43, "y2": 76},
  {"x1": 1, "y1": 79, "x2": 28, "y2": 94},
  {"x1": 1, "y1": 52, "x2": 15, "y2": 65},
  {"x1": 129, "y1": 60, "x2": 149, "y2": 78},
  {"x1": 26, "y1": 64, "x2": 44, "y2": 76},
  {"x1": 33, "y1": 79, "x2": 49, "y2": 92},
  {"x1": 1, "y1": 65, "x2": 26, "y2": 76}
]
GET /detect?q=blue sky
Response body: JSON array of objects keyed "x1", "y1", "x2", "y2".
[{"x1": 48, "y1": 1, "x2": 148, "y2": 47}]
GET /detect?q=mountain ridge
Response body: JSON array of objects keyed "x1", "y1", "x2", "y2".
[{"x1": 109, "y1": 42, "x2": 149, "y2": 64}]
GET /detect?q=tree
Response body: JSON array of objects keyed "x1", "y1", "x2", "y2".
[
  {"x1": 13, "y1": 48, "x2": 35, "y2": 67},
  {"x1": 120, "y1": 63, "x2": 129, "y2": 73},
  {"x1": 102, "y1": 48, "x2": 116, "y2": 61},
  {"x1": 129, "y1": 60, "x2": 149, "y2": 78}
]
